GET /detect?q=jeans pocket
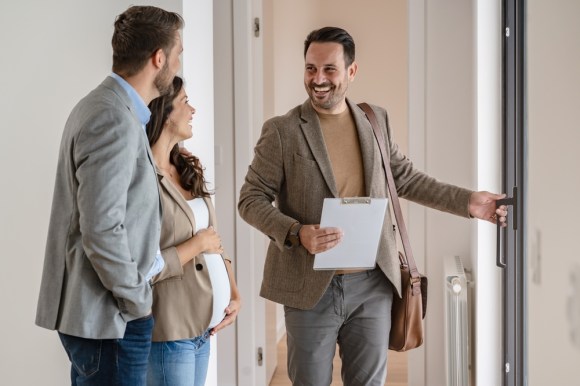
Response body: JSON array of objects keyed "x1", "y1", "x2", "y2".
[{"x1": 59, "y1": 333, "x2": 102, "y2": 377}]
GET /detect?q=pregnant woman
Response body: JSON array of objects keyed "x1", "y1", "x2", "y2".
[{"x1": 146, "y1": 76, "x2": 241, "y2": 386}]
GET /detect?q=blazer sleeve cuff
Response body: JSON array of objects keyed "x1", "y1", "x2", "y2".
[{"x1": 152, "y1": 247, "x2": 184, "y2": 283}]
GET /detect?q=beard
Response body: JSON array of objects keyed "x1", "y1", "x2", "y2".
[
  {"x1": 154, "y1": 60, "x2": 173, "y2": 96},
  {"x1": 306, "y1": 81, "x2": 348, "y2": 112}
]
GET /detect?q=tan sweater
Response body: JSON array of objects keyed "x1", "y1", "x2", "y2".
[{"x1": 318, "y1": 107, "x2": 366, "y2": 198}]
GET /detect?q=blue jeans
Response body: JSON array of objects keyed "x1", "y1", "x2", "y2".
[
  {"x1": 58, "y1": 314, "x2": 154, "y2": 386},
  {"x1": 147, "y1": 329, "x2": 211, "y2": 386}
]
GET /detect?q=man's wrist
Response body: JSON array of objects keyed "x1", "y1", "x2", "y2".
[{"x1": 284, "y1": 222, "x2": 303, "y2": 249}]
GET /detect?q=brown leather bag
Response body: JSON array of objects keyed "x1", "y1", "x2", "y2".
[
  {"x1": 389, "y1": 252, "x2": 428, "y2": 351},
  {"x1": 359, "y1": 103, "x2": 428, "y2": 352}
]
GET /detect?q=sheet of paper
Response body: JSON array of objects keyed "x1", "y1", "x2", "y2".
[{"x1": 313, "y1": 197, "x2": 388, "y2": 270}]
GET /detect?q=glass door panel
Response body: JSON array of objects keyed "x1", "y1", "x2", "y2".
[{"x1": 525, "y1": 0, "x2": 580, "y2": 385}]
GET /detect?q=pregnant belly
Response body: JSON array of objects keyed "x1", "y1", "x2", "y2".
[{"x1": 203, "y1": 254, "x2": 231, "y2": 328}]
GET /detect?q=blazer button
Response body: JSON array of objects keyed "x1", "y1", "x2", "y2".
[{"x1": 196, "y1": 263, "x2": 203, "y2": 271}]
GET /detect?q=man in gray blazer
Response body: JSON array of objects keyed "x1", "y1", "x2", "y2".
[
  {"x1": 35, "y1": 6, "x2": 183, "y2": 385},
  {"x1": 238, "y1": 27, "x2": 508, "y2": 386}
]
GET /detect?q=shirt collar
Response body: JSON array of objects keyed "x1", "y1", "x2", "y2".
[{"x1": 109, "y1": 72, "x2": 151, "y2": 128}]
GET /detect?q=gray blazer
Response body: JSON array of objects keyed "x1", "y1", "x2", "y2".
[
  {"x1": 238, "y1": 99, "x2": 473, "y2": 310},
  {"x1": 35, "y1": 76, "x2": 161, "y2": 339}
]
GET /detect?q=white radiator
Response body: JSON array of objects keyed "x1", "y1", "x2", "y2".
[{"x1": 444, "y1": 256, "x2": 471, "y2": 386}]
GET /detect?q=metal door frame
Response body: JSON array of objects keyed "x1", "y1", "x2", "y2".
[{"x1": 501, "y1": 0, "x2": 527, "y2": 384}]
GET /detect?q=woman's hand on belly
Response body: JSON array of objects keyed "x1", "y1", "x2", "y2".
[{"x1": 210, "y1": 297, "x2": 241, "y2": 336}]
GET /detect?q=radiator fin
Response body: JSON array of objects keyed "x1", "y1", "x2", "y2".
[{"x1": 444, "y1": 256, "x2": 470, "y2": 386}]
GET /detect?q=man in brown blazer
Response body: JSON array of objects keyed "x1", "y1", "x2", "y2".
[{"x1": 238, "y1": 27, "x2": 507, "y2": 386}]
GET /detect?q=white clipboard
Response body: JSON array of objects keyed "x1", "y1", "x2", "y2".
[{"x1": 313, "y1": 197, "x2": 388, "y2": 270}]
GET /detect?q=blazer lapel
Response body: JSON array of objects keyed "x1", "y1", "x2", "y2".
[
  {"x1": 348, "y1": 99, "x2": 379, "y2": 196},
  {"x1": 299, "y1": 100, "x2": 339, "y2": 197},
  {"x1": 158, "y1": 173, "x2": 197, "y2": 234}
]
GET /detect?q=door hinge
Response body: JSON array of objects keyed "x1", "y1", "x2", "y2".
[
  {"x1": 257, "y1": 347, "x2": 263, "y2": 366},
  {"x1": 254, "y1": 17, "x2": 260, "y2": 37},
  {"x1": 505, "y1": 27, "x2": 510, "y2": 37}
]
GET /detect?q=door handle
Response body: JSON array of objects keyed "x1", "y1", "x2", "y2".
[{"x1": 496, "y1": 186, "x2": 517, "y2": 268}]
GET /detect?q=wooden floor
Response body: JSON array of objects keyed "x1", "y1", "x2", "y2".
[{"x1": 269, "y1": 335, "x2": 407, "y2": 386}]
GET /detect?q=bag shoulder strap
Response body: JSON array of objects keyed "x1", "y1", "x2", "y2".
[{"x1": 358, "y1": 103, "x2": 421, "y2": 283}]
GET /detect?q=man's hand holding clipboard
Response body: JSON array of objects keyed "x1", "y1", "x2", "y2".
[
  {"x1": 299, "y1": 224, "x2": 344, "y2": 255},
  {"x1": 312, "y1": 197, "x2": 388, "y2": 270}
]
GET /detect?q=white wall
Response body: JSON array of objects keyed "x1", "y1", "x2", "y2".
[
  {"x1": 183, "y1": 0, "x2": 215, "y2": 189},
  {"x1": 0, "y1": 1, "x2": 226, "y2": 385},
  {"x1": 213, "y1": 2, "x2": 239, "y2": 385},
  {"x1": 474, "y1": 1, "x2": 503, "y2": 386}
]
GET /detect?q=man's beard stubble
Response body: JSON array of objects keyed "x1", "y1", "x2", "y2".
[{"x1": 154, "y1": 61, "x2": 173, "y2": 97}]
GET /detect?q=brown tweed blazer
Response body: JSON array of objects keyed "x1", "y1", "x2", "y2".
[{"x1": 238, "y1": 98, "x2": 472, "y2": 310}]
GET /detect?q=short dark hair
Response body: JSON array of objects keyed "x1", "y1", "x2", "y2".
[
  {"x1": 304, "y1": 27, "x2": 355, "y2": 67},
  {"x1": 112, "y1": 6, "x2": 184, "y2": 77}
]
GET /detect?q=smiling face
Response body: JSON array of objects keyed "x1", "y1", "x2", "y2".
[
  {"x1": 304, "y1": 42, "x2": 357, "y2": 115},
  {"x1": 166, "y1": 87, "x2": 196, "y2": 142}
]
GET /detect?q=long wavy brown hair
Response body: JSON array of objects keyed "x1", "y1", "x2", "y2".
[{"x1": 146, "y1": 76, "x2": 211, "y2": 198}]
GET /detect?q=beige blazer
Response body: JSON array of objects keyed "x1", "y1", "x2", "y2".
[
  {"x1": 151, "y1": 174, "x2": 230, "y2": 341},
  {"x1": 239, "y1": 99, "x2": 473, "y2": 310}
]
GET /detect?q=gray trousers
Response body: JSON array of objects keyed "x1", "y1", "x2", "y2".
[{"x1": 284, "y1": 268, "x2": 393, "y2": 386}]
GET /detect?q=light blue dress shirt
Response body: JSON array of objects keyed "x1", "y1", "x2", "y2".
[{"x1": 110, "y1": 73, "x2": 164, "y2": 281}]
